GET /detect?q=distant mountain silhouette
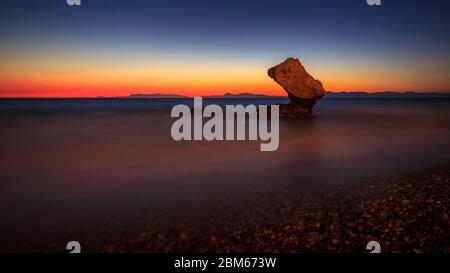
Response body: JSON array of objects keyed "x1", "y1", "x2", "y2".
[
  {"x1": 106, "y1": 92, "x2": 284, "y2": 99},
  {"x1": 112, "y1": 93, "x2": 190, "y2": 99},
  {"x1": 103, "y1": 91, "x2": 450, "y2": 99},
  {"x1": 325, "y1": 91, "x2": 450, "y2": 99},
  {"x1": 204, "y1": 92, "x2": 284, "y2": 98}
]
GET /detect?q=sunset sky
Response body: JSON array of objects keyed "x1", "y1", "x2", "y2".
[{"x1": 0, "y1": 0, "x2": 449, "y2": 97}]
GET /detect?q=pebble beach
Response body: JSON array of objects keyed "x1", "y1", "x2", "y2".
[{"x1": 95, "y1": 169, "x2": 450, "y2": 253}]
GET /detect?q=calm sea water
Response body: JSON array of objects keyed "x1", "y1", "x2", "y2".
[{"x1": 1, "y1": 98, "x2": 450, "y2": 249}]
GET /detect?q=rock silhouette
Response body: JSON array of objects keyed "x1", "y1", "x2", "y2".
[{"x1": 268, "y1": 58, "x2": 325, "y2": 117}]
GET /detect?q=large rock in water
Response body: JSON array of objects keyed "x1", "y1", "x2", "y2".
[{"x1": 268, "y1": 58, "x2": 325, "y2": 117}]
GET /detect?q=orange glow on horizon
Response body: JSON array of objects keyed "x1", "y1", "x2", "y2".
[
  {"x1": 1, "y1": 79, "x2": 449, "y2": 98},
  {"x1": 1, "y1": 51, "x2": 449, "y2": 98}
]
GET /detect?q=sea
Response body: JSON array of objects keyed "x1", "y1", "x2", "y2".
[{"x1": 1, "y1": 97, "x2": 449, "y2": 250}]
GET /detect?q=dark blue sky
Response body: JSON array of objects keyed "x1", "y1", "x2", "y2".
[
  {"x1": 1, "y1": 0, "x2": 449, "y2": 96},
  {"x1": 2, "y1": 0, "x2": 449, "y2": 52}
]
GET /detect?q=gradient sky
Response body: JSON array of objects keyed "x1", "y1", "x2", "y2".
[{"x1": 0, "y1": 0, "x2": 449, "y2": 97}]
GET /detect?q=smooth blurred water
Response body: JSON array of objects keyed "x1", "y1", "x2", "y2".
[{"x1": 1, "y1": 98, "x2": 450, "y2": 249}]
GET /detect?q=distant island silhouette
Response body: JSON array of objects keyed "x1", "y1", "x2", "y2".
[
  {"x1": 103, "y1": 92, "x2": 284, "y2": 99},
  {"x1": 100, "y1": 91, "x2": 450, "y2": 99},
  {"x1": 325, "y1": 91, "x2": 450, "y2": 99}
]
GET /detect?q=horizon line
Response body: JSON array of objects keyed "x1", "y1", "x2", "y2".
[{"x1": 1, "y1": 90, "x2": 450, "y2": 99}]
